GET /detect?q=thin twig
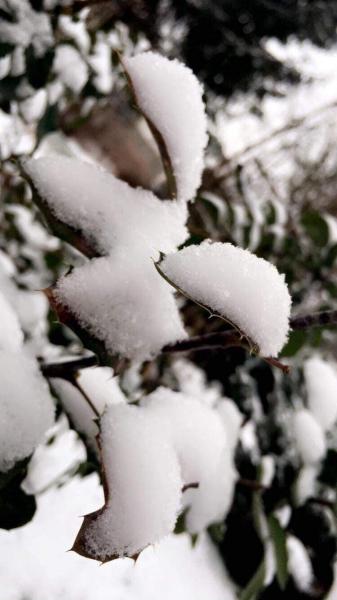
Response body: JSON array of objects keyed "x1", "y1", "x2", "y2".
[
  {"x1": 40, "y1": 355, "x2": 98, "y2": 379},
  {"x1": 212, "y1": 99, "x2": 337, "y2": 184}
]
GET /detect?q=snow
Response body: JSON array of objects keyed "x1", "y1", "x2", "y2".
[
  {"x1": 0, "y1": 0, "x2": 52, "y2": 55},
  {"x1": 0, "y1": 350, "x2": 54, "y2": 471},
  {"x1": 20, "y1": 89, "x2": 47, "y2": 123},
  {"x1": 287, "y1": 535, "x2": 313, "y2": 592},
  {"x1": 142, "y1": 388, "x2": 236, "y2": 533},
  {"x1": 53, "y1": 45, "x2": 89, "y2": 93},
  {"x1": 56, "y1": 253, "x2": 186, "y2": 361},
  {"x1": 161, "y1": 241, "x2": 292, "y2": 356},
  {"x1": 124, "y1": 52, "x2": 208, "y2": 202},
  {"x1": 0, "y1": 261, "x2": 48, "y2": 346},
  {"x1": 172, "y1": 358, "x2": 222, "y2": 406},
  {"x1": 0, "y1": 291, "x2": 23, "y2": 352},
  {"x1": 24, "y1": 155, "x2": 188, "y2": 256},
  {"x1": 23, "y1": 154, "x2": 189, "y2": 361},
  {"x1": 81, "y1": 403, "x2": 182, "y2": 559},
  {"x1": 295, "y1": 465, "x2": 317, "y2": 505},
  {"x1": 293, "y1": 409, "x2": 326, "y2": 465},
  {"x1": 75, "y1": 386, "x2": 236, "y2": 558},
  {"x1": 52, "y1": 367, "x2": 126, "y2": 446},
  {"x1": 304, "y1": 356, "x2": 337, "y2": 432},
  {"x1": 216, "y1": 398, "x2": 243, "y2": 451},
  {"x1": 0, "y1": 473, "x2": 235, "y2": 600}
]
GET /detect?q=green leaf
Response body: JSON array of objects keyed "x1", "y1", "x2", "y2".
[
  {"x1": 281, "y1": 330, "x2": 307, "y2": 357},
  {"x1": 239, "y1": 558, "x2": 266, "y2": 600},
  {"x1": 268, "y1": 515, "x2": 288, "y2": 590},
  {"x1": 301, "y1": 210, "x2": 329, "y2": 247}
]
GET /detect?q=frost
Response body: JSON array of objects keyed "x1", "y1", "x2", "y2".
[
  {"x1": 304, "y1": 356, "x2": 337, "y2": 432},
  {"x1": 161, "y1": 241, "x2": 292, "y2": 356},
  {"x1": 287, "y1": 535, "x2": 313, "y2": 592},
  {"x1": 0, "y1": 350, "x2": 54, "y2": 471},
  {"x1": 79, "y1": 404, "x2": 182, "y2": 560},
  {"x1": 142, "y1": 388, "x2": 236, "y2": 533},
  {"x1": 124, "y1": 52, "x2": 208, "y2": 202},
  {"x1": 0, "y1": 291, "x2": 23, "y2": 352},
  {"x1": 24, "y1": 155, "x2": 188, "y2": 361},
  {"x1": 293, "y1": 409, "x2": 326, "y2": 465}
]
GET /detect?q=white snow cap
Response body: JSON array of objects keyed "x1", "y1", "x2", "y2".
[
  {"x1": 0, "y1": 350, "x2": 54, "y2": 471},
  {"x1": 287, "y1": 535, "x2": 313, "y2": 592},
  {"x1": 142, "y1": 387, "x2": 236, "y2": 533},
  {"x1": 55, "y1": 254, "x2": 186, "y2": 361},
  {"x1": 293, "y1": 408, "x2": 326, "y2": 465},
  {"x1": 82, "y1": 403, "x2": 182, "y2": 559},
  {"x1": 23, "y1": 155, "x2": 188, "y2": 256},
  {"x1": 161, "y1": 241, "x2": 292, "y2": 356},
  {"x1": 124, "y1": 52, "x2": 208, "y2": 202},
  {"x1": 24, "y1": 155, "x2": 188, "y2": 361},
  {"x1": 304, "y1": 356, "x2": 337, "y2": 432},
  {"x1": 0, "y1": 291, "x2": 24, "y2": 352}
]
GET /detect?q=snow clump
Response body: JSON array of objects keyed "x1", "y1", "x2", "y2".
[{"x1": 304, "y1": 356, "x2": 337, "y2": 432}]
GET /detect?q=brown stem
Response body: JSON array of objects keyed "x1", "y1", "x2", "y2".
[
  {"x1": 290, "y1": 310, "x2": 337, "y2": 330},
  {"x1": 238, "y1": 478, "x2": 267, "y2": 492},
  {"x1": 40, "y1": 355, "x2": 98, "y2": 379},
  {"x1": 40, "y1": 309, "x2": 337, "y2": 379},
  {"x1": 182, "y1": 482, "x2": 200, "y2": 493}
]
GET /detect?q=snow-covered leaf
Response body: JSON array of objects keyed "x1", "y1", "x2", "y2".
[
  {"x1": 124, "y1": 52, "x2": 208, "y2": 202},
  {"x1": 159, "y1": 241, "x2": 292, "y2": 357}
]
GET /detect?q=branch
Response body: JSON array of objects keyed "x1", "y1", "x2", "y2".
[
  {"x1": 40, "y1": 309, "x2": 337, "y2": 379},
  {"x1": 290, "y1": 310, "x2": 337, "y2": 330},
  {"x1": 40, "y1": 355, "x2": 98, "y2": 379}
]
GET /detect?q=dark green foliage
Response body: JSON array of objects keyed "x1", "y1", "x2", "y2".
[
  {"x1": 0, "y1": 459, "x2": 36, "y2": 530},
  {"x1": 108, "y1": 0, "x2": 337, "y2": 96}
]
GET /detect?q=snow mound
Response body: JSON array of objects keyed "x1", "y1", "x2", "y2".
[
  {"x1": 161, "y1": 241, "x2": 292, "y2": 356},
  {"x1": 124, "y1": 52, "x2": 208, "y2": 202},
  {"x1": 82, "y1": 404, "x2": 182, "y2": 559},
  {"x1": 0, "y1": 350, "x2": 55, "y2": 471},
  {"x1": 142, "y1": 388, "x2": 236, "y2": 533},
  {"x1": 293, "y1": 409, "x2": 326, "y2": 465},
  {"x1": 304, "y1": 356, "x2": 337, "y2": 432}
]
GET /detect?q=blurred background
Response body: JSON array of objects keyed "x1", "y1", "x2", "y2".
[{"x1": 1, "y1": 1, "x2": 337, "y2": 599}]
